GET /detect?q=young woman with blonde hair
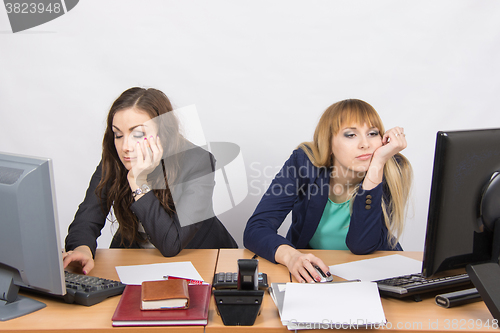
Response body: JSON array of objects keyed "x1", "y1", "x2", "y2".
[{"x1": 244, "y1": 99, "x2": 412, "y2": 283}]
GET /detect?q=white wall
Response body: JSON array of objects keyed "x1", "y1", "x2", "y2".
[{"x1": 1, "y1": 0, "x2": 500, "y2": 251}]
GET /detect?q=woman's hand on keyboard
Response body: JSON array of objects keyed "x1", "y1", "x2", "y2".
[{"x1": 63, "y1": 245, "x2": 95, "y2": 275}]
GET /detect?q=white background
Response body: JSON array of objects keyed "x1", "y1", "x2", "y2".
[{"x1": 1, "y1": 1, "x2": 499, "y2": 252}]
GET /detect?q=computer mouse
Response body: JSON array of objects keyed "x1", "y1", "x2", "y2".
[{"x1": 311, "y1": 264, "x2": 333, "y2": 283}]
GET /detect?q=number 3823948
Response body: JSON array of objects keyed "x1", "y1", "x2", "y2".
[
  {"x1": 5, "y1": 2, "x2": 62, "y2": 14},
  {"x1": 443, "y1": 319, "x2": 498, "y2": 330}
]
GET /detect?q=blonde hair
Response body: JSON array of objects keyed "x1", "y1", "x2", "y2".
[{"x1": 298, "y1": 99, "x2": 413, "y2": 248}]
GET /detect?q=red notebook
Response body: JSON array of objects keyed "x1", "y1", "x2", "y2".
[{"x1": 112, "y1": 284, "x2": 211, "y2": 326}]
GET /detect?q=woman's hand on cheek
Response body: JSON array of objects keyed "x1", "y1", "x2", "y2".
[
  {"x1": 372, "y1": 127, "x2": 407, "y2": 166},
  {"x1": 128, "y1": 135, "x2": 163, "y2": 184}
]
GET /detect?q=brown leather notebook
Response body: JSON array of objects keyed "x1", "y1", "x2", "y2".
[{"x1": 141, "y1": 279, "x2": 190, "y2": 310}]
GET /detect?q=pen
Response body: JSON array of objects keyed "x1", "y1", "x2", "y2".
[{"x1": 163, "y1": 275, "x2": 204, "y2": 285}]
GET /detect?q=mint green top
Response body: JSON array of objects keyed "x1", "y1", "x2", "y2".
[{"x1": 308, "y1": 198, "x2": 350, "y2": 250}]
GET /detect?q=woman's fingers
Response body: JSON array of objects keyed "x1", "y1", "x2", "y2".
[
  {"x1": 276, "y1": 246, "x2": 333, "y2": 284},
  {"x1": 377, "y1": 126, "x2": 407, "y2": 163},
  {"x1": 136, "y1": 141, "x2": 144, "y2": 163},
  {"x1": 62, "y1": 249, "x2": 95, "y2": 275},
  {"x1": 291, "y1": 254, "x2": 331, "y2": 283},
  {"x1": 383, "y1": 127, "x2": 404, "y2": 144},
  {"x1": 81, "y1": 259, "x2": 95, "y2": 275},
  {"x1": 128, "y1": 135, "x2": 163, "y2": 184},
  {"x1": 142, "y1": 138, "x2": 152, "y2": 163},
  {"x1": 313, "y1": 259, "x2": 331, "y2": 281},
  {"x1": 140, "y1": 135, "x2": 163, "y2": 166},
  {"x1": 391, "y1": 127, "x2": 407, "y2": 151},
  {"x1": 156, "y1": 135, "x2": 163, "y2": 157},
  {"x1": 147, "y1": 136, "x2": 162, "y2": 164},
  {"x1": 299, "y1": 258, "x2": 316, "y2": 283}
]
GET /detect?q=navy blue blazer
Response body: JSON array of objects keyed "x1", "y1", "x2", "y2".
[{"x1": 243, "y1": 148, "x2": 402, "y2": 263}]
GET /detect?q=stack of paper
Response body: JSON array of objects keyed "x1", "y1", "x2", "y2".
[
  {"x1": 328, "y1": 254, "x2": 422, "y2": 282},
  {"x1": 115, "y1": 261, "x2": 204, "y2": 285},
  {"x1": 279, "y1": 282, "x2": 386, "y2": 330},
  {"x1": 269, "y1": 283, "x2": 287, "y2": 317}
]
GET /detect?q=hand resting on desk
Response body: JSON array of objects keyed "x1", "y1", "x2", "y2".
[
  {"x1": 275, "y1": 244, "x2": 331, "y2": 283},
  {"x1": 63, "y1": 245, "x2": 95, "y2": 275}
]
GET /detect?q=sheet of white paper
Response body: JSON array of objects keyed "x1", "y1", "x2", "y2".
[
  {"x1": 115, "y1": 261, "x2": 204, "y2": 285},
  {"x1": 281, "y1": 282, "x2": 386, "y2": 330},
  {"x1": 329, "y1": 254, "x2": 422, "y2": 282}
]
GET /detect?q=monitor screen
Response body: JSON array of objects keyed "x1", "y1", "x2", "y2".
[
  {"x1": 0, "y1": 152, "x2": 66, "y2": 321},
  {"x1": 421, "y1": 128, "x2": 500, "y2": 278}
]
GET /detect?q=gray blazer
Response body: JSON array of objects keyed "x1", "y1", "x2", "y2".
[{"x1": 65, "y1": 144, "x2": 237, "y2": 257}]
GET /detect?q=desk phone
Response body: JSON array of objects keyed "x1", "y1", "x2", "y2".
[{"x1": 213, "y1": 272, "x2": 268, "y2": 290}]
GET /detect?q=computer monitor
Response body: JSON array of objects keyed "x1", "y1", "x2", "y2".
[
  {"x1": 0, "y1": 152, "x2": 66, "y2": 321},
  {"x1": 421, "y1": 128, "x2": 500, "y2": 278}
]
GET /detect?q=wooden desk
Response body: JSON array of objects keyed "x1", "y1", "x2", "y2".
[
  {"x1": 1, "y1": 249, "x2": 218, "y2": 333},
  {"x1": 207, "y1": 249, "x2": 498, "y2": 333},
  {"x1": 2, "y1": 249, "x2": 497, "y2": 332}
]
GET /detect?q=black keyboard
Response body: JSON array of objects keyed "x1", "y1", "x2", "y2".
[
  {"x1": 62, "y1": 271, "x2": 126, "y2": 306},
  {"x1": 23, "y1": 271, "x2": 126, "y2": 306},
  {"x1": 376, "y1": 272, "x2": 471, "y2": 299}
]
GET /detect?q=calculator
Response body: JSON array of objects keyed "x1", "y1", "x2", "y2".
[{"x1": 212, "y1": 272, "x2": 268, "y2": 290}]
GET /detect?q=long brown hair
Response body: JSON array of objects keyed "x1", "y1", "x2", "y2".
[
  {"x1": 96, "y1": 87, "x2": 186, "y2": 246},
  {"x1": 298, "y1": 99, "x2": 413, "y2": 248}
]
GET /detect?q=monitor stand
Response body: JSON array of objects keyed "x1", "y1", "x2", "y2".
[
  {"x1": 0, "y1": 267, "x2": 46, "y2": 321},
  {"x1": 466, "y1": 263, "x2": 500, "y2": 321},
  {"x1": 466, "y1": 219, "x2": 500, "y2": 321}
]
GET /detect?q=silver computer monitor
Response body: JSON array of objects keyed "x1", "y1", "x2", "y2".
[{"x1": 0, "y1": 152, "x2": 66, "y2": 321}]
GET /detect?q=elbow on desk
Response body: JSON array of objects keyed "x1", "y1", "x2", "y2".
[
  {"x1": 242, "y1": 224, "x2": 269, "y2": 253},
  {"x1": 159, "y1": 249, "x2": 180, "y2": 257},
  {"x1": 346, "y1": 240, "x2": 378, "y2": 256},
  {"x1": 242, "y1": 226, "x2": 269, "y2": 260},
  {"x1": 242, "y1": 231, "x2": 256, "y2": 254},
  {"x1": 242, "y1": 221, "x2": 256, "y2": 249},
  {"x1": 348, "y1": 246, "x2": 375, "y2": 256},
  {"x1": 157, "y1": 244, "x2": 182, "y2": 257}
]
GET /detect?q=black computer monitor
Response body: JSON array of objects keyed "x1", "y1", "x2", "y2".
[
  {"x1": 0, "y1": 152, "x2": 66, "y2": 321},
  {"x1": 421, "y1": 128, "x2": 500, "y2": 278}
]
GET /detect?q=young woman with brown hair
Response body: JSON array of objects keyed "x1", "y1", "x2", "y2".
[{"x1": 63, "y1": 87, "x2": 236, "y2": 274}]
